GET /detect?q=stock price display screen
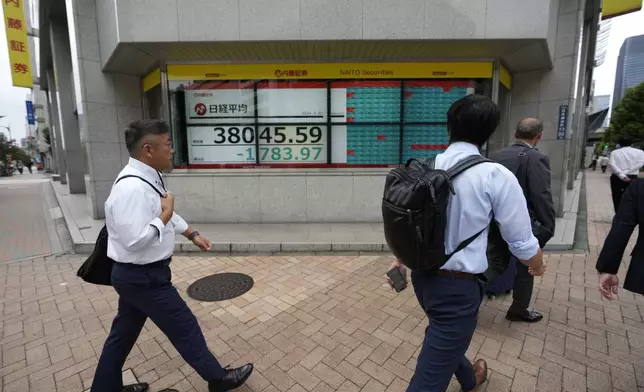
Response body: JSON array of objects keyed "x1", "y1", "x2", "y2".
[
  {"x1": 185, "y1": 85, "x2": 330, "y2": 165},
  {"x1": 188, "y1": 125, "x2": 327, "y2": 164}
]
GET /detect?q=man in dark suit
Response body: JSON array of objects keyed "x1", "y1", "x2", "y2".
[
  {"x1": 597, "y1": 178, "x2": 644, "y2": 299},
  {"x1": 488, "y1": 118, "x2": 556, "y2": 322}
]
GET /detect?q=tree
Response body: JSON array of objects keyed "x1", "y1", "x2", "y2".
[
  {"x1": 0, "y1": 137, "x2": 30, "y2": 165},
  {"x1": 42, "y1": 127, "x2": 52, "y2": 153},
  {"x1": 603, "y1": 82, "x2": 644, "y2": 146}
]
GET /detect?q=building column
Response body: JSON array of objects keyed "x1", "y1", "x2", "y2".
[
  {"x1": 67, "y1": 0, "x2": 143, "y2": 219},
  {"x1": 508, "y1": 0, "x2": 588, "y2": 217},
  {"x1": 44, "y1": 88, "x2": 58, "y2": 175},
  {"x1": 46, "y1": 69, "x2": 67, "y2": 184},
  {"x1": 49, "y1": 19, "x2": 86, "y2": 193}
]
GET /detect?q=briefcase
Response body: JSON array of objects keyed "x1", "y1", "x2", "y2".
[{"x1": 76, "y1": 225, "x2": 114, "y2": 286}]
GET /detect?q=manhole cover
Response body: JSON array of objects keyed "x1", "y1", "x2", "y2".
[{"x1": 187, "y1": 273, "x2": 254, "y2": 302}]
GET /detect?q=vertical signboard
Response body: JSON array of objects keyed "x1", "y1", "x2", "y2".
[
  {"x1": 2, "y1": 0, "x2": 32, "y2": 88},
  {"x1": 557, "y1": 105, "x2": 569, "y2": 140},
  {"x1": 25, "y1": 100, "x2": 34, "y2": 124}
]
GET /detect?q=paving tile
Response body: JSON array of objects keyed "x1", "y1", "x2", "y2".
[
  {"x1": 511, "y1": 371, "x2": 537, "y2": 392},
  {"x1": 264, "y1": 365, "x2": 297, "y2": 392},
  {"x1": 300, "y1": 346, "x2": 330, "y2": 370},
  {"x1": 287, "y1": 364, "x2": 321, "y2": 391},
  {"x1": 360, "y1": 378, "x2": 386, "y2": 392},
  {"x1": 336, "y1": 361, "x2": 370, "y2": 387},
  {"x1": 562, "y1": 368, "x2": 586, "y2": 392},
  {"x1": 322, "y1": 344, "x2": 353, "y2": 368},
  {"x1": 611, "y1": 365, "x2": 638, "y2": 392}
]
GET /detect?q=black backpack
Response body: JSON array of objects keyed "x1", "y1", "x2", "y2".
[
  {"x1": 382, "y1": 155, "x2": 491, "y2": 272},
  {"x1": 76, "y1": 175, "x2": 164, "y2": 286}
]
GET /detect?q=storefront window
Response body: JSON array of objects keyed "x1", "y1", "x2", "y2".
[
  {"x1": 144, "y1": 85, "x2": 163, "y2": 120},
  {"x1": 169, "y1": 78, "x2": 487, "y2": 168}
]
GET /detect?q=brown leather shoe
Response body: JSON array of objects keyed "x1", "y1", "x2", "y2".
[{"x1": 471, "y1": 359, "x2": 488, "y2": 391}]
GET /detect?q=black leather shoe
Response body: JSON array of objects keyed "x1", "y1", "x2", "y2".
[
  {"x1": 209, "y1": 364, "x2": 254, "y2": 392},
  {"x1": 122, "y1": 383, "x2": 149, "y2": 392},
  {"x1": 158, "y1": 389, "x2": 179, "y2": 392},
  {"x1": 506, "y1": 309, "x2": 543, "y2": 323}
]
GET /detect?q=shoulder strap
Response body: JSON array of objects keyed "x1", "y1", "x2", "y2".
[
  {"x1": 441, "y1": 155, "x2": 492, "y2": 261},
  {"x1": 445, "y1": 228, "x2": 486, "y2": 261},
  {"x1": 115, "y1": 175, "x2": 164, "y2": 197},
  {"x1": 446, "y1": 155, "x2": 492, "y2": 178}
]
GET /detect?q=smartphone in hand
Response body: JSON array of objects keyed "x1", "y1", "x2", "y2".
[{"x1": 386, "y1": 267, "x2": 408, "y2": 293}]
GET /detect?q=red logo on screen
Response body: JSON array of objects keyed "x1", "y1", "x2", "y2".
[{"x1": 194, "y1": 103, "x2": 207, "y2": 116}]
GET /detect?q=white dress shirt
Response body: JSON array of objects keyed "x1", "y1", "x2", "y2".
[
  {"x1": 105, "y1": 158, "x2": 189, "y2": 264},
  {"x1": 435, "y1": 142, "x2": 540, "y2": 274},
  {"x1": 609, "y1": 146, "x2": 644, "y2": 179}
]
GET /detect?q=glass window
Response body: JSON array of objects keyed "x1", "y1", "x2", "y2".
[
  {"x1": 169, "y1": 79, "x2": 487, "y2": 168},
  {"x1": 144, "y1": 85, "x2": 163, "y2": 120}
]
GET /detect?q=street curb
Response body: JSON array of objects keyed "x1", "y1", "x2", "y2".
[
  {"x1": 49, "y1": 180, "x2": 87, "y2": 254},
  {"x1": 71, "y1": 238, "x2": 569, "y2": 254},
  {"x1": 73, "y1": 240, "x2": 390, "y2": 254}
]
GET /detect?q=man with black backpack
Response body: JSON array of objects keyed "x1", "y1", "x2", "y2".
[
  {"x1": 383, "y1": 95, "x2": 546, "y2": 392},
  {"x1": 91, "y1": 120, "x2": 253, "y2": 392}
]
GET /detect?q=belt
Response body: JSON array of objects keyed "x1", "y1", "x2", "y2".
[
  {"x1": 435, "y1": 270, "x2": 475, "y2": 280},
  {"x1": 115, "y1": 257, "x2": 172, "y2": 269}
]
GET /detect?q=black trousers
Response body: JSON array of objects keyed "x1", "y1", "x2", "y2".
[
  {"x1": 610, "y1": 174, "x2": 638, "y2": 212},
  {"x1": 407, "y1": 273, "x2": 483, "y2": 391},
  {"x1": 510, "y1": 256, "x2": 533, "y2": 311},
  {"x1": 91, "y1": 260, "x2": 225, "y2": 392}
]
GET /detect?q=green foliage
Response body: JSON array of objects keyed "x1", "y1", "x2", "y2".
[
  {"x1": 604, "y1": 82, "x2": 644, "y2": 145},
  {"x1": 0, "y1": 137, "x2": 30, "y2": 165},
  {"x1": 42, "y1": 127, "x2": 51, "y2": 146}
]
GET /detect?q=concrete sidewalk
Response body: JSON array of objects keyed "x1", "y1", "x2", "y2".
[{"x1": 51, "y1": 173, "x2": 583, "y2": 254}]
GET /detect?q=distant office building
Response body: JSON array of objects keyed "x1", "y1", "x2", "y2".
[
  {"x1": 612, "y1": 34, "x2": 644, "y2": 109},
  {"x1": 591, "y1": 94, "x2": 611, "y2": 127},
  {"x1": 595, "y1": 20, "x2": 612, "y2": 67}
]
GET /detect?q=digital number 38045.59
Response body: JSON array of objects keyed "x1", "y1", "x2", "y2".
[{"x1": 211, "y1": 126, "x2": 323, "y2": 144}]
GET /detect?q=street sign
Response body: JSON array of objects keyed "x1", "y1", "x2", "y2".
[
  {"x1": 26, "y1": 100, "x2": 34, "y2": 124},
  {"x1": 557, "y1": 105, "x2": 568, "y2": 140}
]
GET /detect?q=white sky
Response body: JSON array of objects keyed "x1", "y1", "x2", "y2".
[
  {"x1": 594, "y1": 9, "x2": 644, "y2": 96},
  {"x1": 0, "y1": 8, "x2": 643, "y2": 141}
]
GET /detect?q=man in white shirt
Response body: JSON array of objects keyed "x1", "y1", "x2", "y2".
[
  {"x1": 387, "y1": 96, "x2": 546, "y2": 392},
  {"x1": 609, "y1": 137, "x2": 644, "y2": 212},
  {"x1": 598, "y1": 154, "x2": 609, "y2": 173},
  {"x1": 91, "y1": 120, "x2": 253, "y2": 392}
]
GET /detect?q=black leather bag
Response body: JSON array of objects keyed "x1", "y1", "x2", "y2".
[
  {"x1": 382, "y1": 155, "x2": 491, "y2": 272},
  {"x1": 76, "y1": 175, "x2": 164, "y2": 286}
]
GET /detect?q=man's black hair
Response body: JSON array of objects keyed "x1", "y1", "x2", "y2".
[
  {"x1": 447, "y1": 95, "x2": 501, "y2": 147},
  {"x1": 515, "y1": 118, "x2": 543, "y2": 140},
  {"x1": 617, "y1": 136, "x2": 633, "y2": 147},
  {"x1": 124, "y1": 120, "x2": 170, "y2": 156}
]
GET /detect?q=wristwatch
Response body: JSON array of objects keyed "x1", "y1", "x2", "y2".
[{"x1": 188, "y1": 230, "x2": 200, "y2": 241}]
